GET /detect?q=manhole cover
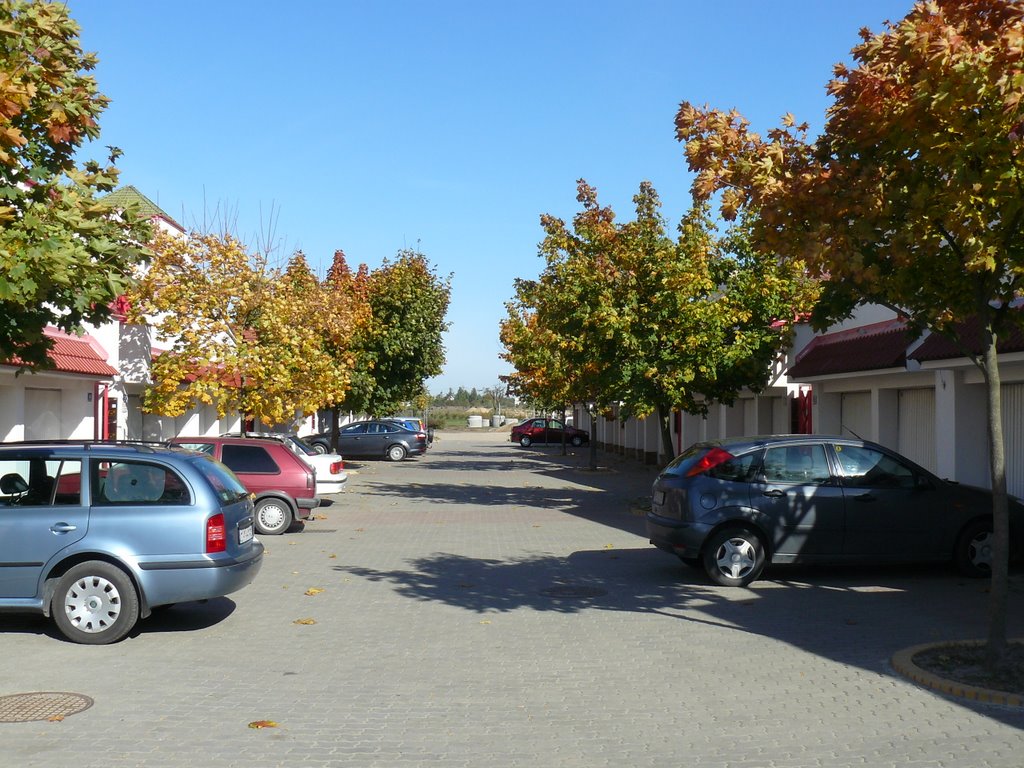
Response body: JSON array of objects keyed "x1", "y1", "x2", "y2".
[
  {"x1": 0, "y1": 692, "x2": 94, "y2": 723},
  {"x1": 539, "y1": 585, "x2": 608, "y2": 598}
]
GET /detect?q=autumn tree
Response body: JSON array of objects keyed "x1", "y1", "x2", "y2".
[
  {"x1": 335, "y1": 248, "x2": 451, "y2": 419},
  {"x1": 504, "y1": 179, "x2": 815, "y2": 464},
  {"x1": 0, "y1": 0, "x2": 151, "y2": 368},
  {"x1": 129, "y1": 233, "x2": 350, "y2": 425},
  {"x1": 675, "y1": 0, "x2": 1023, "y2": 666},
  {"x1": 612, "y1": 187, "x2": 816, "y2": 459}
]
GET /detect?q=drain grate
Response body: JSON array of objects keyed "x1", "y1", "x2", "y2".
[
  {"x1": 0, "y1": 692, "x2": 94, "y2": 723},
  {"x1": 539, "y1": 585, "x2": 608, "y2": 598}
]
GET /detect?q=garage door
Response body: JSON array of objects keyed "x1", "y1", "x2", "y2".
[
  {"x1": 840, "y1": 392, "x2": 871, "y2": 441},
  {"x1": 898, "y1": 388, "x2": 937, "y2": 473},
  {"x1": 1002, "y1": 384, "x2": 1024, "y2": 500},
  {"x1": 25, "y1": 388, "x2": 61, "y2": 440}
]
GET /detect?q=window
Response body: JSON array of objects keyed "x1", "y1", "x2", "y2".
[
  {"x1": 762, "y1": 444, "x2": 831, "y2": 485},
  {"x1": 834, "y1": 445, "x2": 916, "y2": 489},
  {"x1": 0, "y1": 457, "x2": 82, "y2": 506},
  {"x1": 531, "y1": 420, "x2": 546, "y2": 429},
  {"x1": 342, "y1": 423, "x2": 367, "y2": 435},
  {"x1": 549, "y1": 420, "x2": 564, "y2": 431},
  {"x1": 95, "y1": 461, "x2": 187, "y2": 504},
  {"x1": 221, "y1": 444, "x2": 279, "y2": 474},
  {"x1": 176, "y1": 442, "x2": 215, "y2": 456},
  {"x1": 706, "y1": 450, "x2": 761, "y2": 483}
]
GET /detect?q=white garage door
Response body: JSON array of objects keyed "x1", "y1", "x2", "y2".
[
  {"x1": 840, "y1": 392, "x2": 871, "y2": 440},
  {"x1": 1002, "y1": 384, "x2": 1024, "y2": 500},
  {"x1": 898, "y1": 388, "x2": 937, "y2": 473},
  {"x1": 25, "y1": 388, "x2": 62, "y2": 440}
]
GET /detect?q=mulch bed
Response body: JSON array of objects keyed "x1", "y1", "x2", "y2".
[{"x1": 913, "y1": 641, "x2": 1024, "y2": 695}]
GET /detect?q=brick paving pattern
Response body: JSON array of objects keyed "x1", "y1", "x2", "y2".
[{"x1": 0, "y1": 430, "x2": 1021, "y2": 766}]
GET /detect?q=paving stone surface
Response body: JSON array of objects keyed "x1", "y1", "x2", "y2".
[{"x1": 1, "y1": 430, "x2": 1022, "y2": 767}]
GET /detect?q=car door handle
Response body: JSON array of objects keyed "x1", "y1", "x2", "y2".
[
  {"x1": 763, "y1": 489, "x2": 786, "y2": 498},
  {"x1": 50, "y1": 523, "x2": 77, "y2": 533}
]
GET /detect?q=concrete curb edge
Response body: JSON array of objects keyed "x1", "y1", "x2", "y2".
[{"x1": 891, "y1": 638, "x2": 1024, "y2": 707}]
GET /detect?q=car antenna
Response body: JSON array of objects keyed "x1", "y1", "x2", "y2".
[{"x1": 841, "y1": 424, "x2": 864, "y2": 440}]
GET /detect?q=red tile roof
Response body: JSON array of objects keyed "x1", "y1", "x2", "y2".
[
  {"x1": 41, "y1": 328, "x2": 117, "y2": 377},
  {"x1": 909, "y1": 317, "x2": 1024, "y2": 362},
  {"x1": 788, "y1": 319, "x2": 911, "y2": 379}
]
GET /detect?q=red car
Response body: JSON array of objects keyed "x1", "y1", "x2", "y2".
[
  {"x1": 510, "y1": 418, "x2": 589, "y2": 448},
  {"x1": 170, "y1": 435, "x2": 319, "y2": 535}
]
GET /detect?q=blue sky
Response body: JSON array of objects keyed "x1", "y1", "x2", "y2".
[{"x1": 69, "y1": 0, "x2": 914, "y2": 393}]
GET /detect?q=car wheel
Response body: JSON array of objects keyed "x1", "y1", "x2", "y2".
[
  {"x1": 519, "y1": 435, "x2": 532, "y2": 447},
  {"x1": 254, "y1": 498, "x2": 293, "y2": 535},
  {"x1": 954, "y1": 519, "x2": 993, "y2": 578},
  {"x1": 52, "y1": 561, "x2": 140, "y2": 645},
  {"x1": 703, "y1": 527, "x2": 766, "y2": 587},
  {"x1": 386, "y1": 444, "x2": 407, "y2": 462},
  {"x1": 570, "y1": 435, "x2": 584, "y2": 447},
  {"x1": 312, "y1": 442, "x2": 329, "y2": 455}
]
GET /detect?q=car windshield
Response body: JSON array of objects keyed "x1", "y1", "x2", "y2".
[{"x1": 284, "y1": 435, "x2": 318, "y2": 456}]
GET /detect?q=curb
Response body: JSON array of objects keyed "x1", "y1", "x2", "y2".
[{"x1": 891, "y1": 639, "x2": 1024, "y2": 707}]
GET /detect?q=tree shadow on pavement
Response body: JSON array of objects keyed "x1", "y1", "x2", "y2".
[{"x1": 334, "y1": 548, "x2": 1024, "y2": 727}]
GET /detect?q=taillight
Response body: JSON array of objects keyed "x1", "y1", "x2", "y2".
[
  {"x1": 330, "y1": 460, "x2": 343, "y2": 473},
  {"x1": 206, "y1": 513, "x2": 226, "y2": 553},
  {"x1": 685, "y1": 447, "x2": 735, "y2": 477},
  {"x1": 416, "y1": 432, "x2": 426, "y2": 439}
]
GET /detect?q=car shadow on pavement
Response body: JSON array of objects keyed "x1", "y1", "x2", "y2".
[
  {"x1": 334, "y1": 548, "x2": 1024, "y2": 727},
  {"x1": 131, "y1": 597, "x2": 237, "y2": 637}
]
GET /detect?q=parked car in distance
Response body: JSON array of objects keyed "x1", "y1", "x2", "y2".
[
  {"x1": 510, "y1": 417, "x2": 589, "y2": 448},
  {"x1": 0, "y1": 440, "x2": 263, "y2": 644},
  {"x1": 647, "y1": 434, "x2": 1024, "y2": 587},
  {"x1": 384, "y1": 417, "x2": 434, "y2": 445},
  {"x1": 221, "y1": 432, "x2": 347, "y2": 495},
  {"x1": 169, "y1": 435, "x2": 319, "y2": 535},
  {"x1": 303, "y1": 420, "x2": 427, "y2": 461}
]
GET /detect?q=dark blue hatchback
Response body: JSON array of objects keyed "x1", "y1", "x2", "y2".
[{"x1": 647, "y1": 435, "x2": 1022, "y2": 587}]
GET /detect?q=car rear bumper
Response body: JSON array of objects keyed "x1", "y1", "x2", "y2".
[
  {"x1": 316, "y1": 476, "x2": 348, "y2": 495},
  {"x1": 646, "y1": 513, "x2": 711, "y2": 559},
  {"x1": 136, "y1": 541, "x2": 264, "y2": 608}
]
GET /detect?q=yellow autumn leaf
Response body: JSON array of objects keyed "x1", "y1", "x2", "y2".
[
  {"x1": 305, "y1": 587, "x2": 324, "y2": 596},
  {"x1": 248, "y1": 720, "x2": 278, "y2": 729},
  {"x1": 293, "y1": 618, "x2": 317, "y2": 625}
]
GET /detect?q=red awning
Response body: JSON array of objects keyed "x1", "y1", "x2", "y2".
[
  {"x1": 909, "y1": 317, "x2": 1024, "y2": 362},
  {"x1": 788, "y1": 319, "x2": 911, "y2": 378}
]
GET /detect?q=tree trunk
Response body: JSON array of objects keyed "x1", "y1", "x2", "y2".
[
  {"x1": 980, "y1": 323, "x2": 1010, "y2": 670},
  {"x1": 588, "y1": 406, "x2": 598, "y2": 470},
  {"x1": 657, "y1": 403, "x2": 675, "y2": 463},
  {"x1": 560, "y1": 406, "x2": 568, "y2": 456},
  {"x1": 330, "y1": 405, "x2": 341, "y2": 454}
]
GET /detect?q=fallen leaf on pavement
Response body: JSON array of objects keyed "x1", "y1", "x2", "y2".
[
  {"x1": 248, "y1": 720, "x2": 278, "y2": 729},
  {"x1": 305, "y1": 587, "x2": 324, "y2": 596},
  {"x1": 293, "y1": 618, "x2": 317, "y2": 625}
]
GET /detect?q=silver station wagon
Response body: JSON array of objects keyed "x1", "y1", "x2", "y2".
[{"x1": 0, "y1": 441, "x2": 264, "y2": 644}]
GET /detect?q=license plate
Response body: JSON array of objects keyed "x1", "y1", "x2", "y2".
[
  {"x1": 238, "y1": 523, "x2": 254, "y2": 544},
  {"x1": 653, "y1": 491, "x2": 665, "y2": 506}
]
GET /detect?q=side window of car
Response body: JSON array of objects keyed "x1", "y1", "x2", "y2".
[
  {"x1": 343, "y1": 424, "x2": 367, "y2": 435},
  {"x1": 762, "y1": 444, "x2": 831, "y2": 485},
  {"x1": 705, "y1": 450, "x2": 761, "y2": 483},
  {"x1": 381, "y1": 423, "x2": 399, "y2": 433},
  {"x1": 221, "y1": 444, "x2": 280, "y2": 474},
  {"x1": 549, "y1": 420, "x2": 564, "y2": 430},
  {"x1": 834, "y1": 445, "x2": 916, "y2": 489},
  {"x1": 532, "y1": 420, "x2": 546, "y2": 429},
  {"x1": 95, "y1": 461, "x2": 186, "y2": 504}
]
